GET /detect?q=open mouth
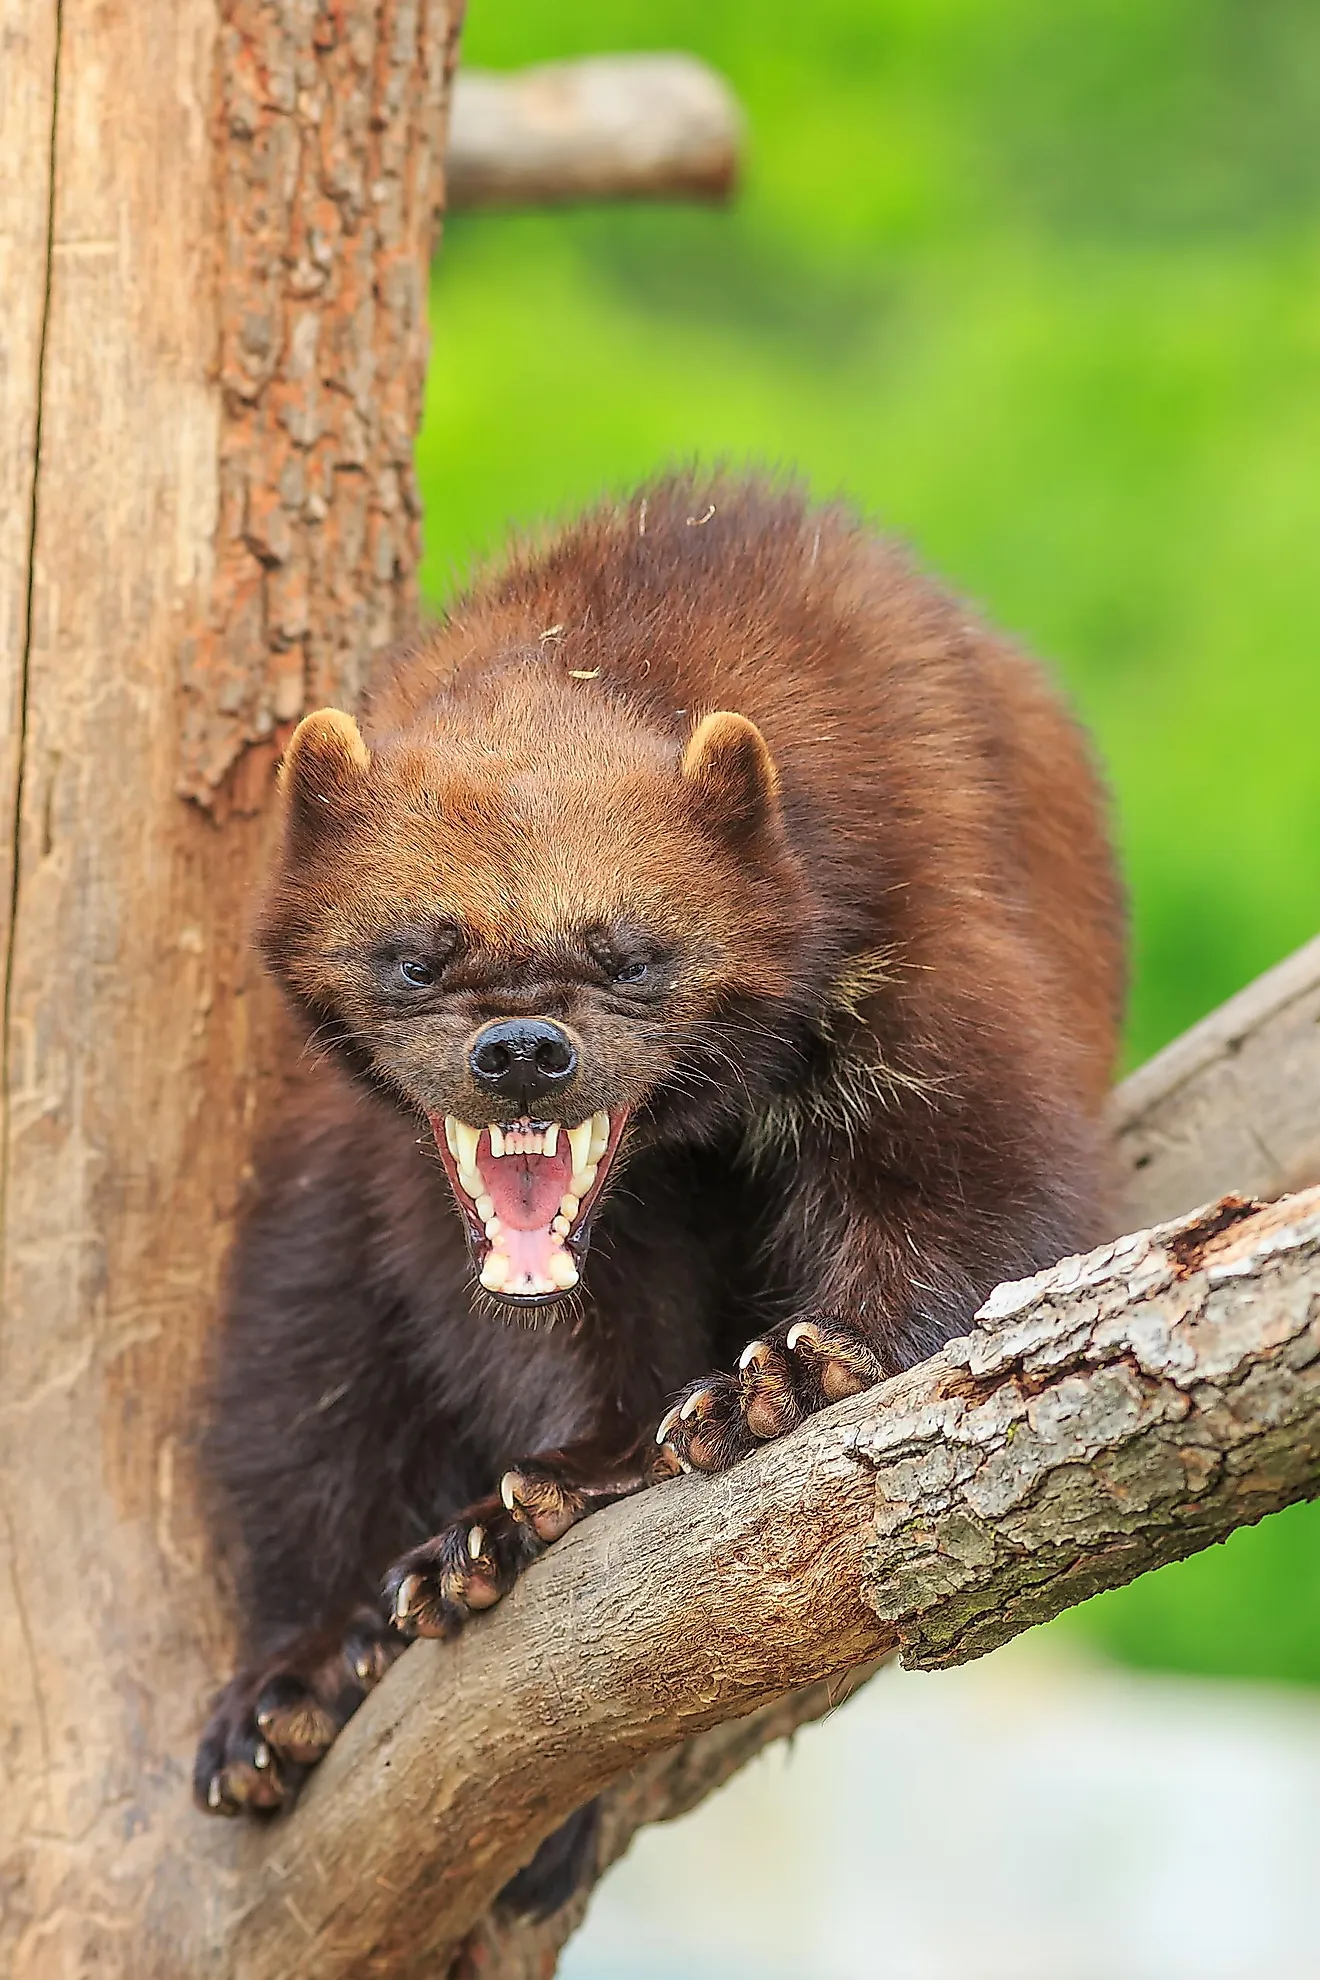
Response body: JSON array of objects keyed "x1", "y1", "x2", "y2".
[{"x1": 429, "y1": 1108, "x2": 627, "y2": 1302}]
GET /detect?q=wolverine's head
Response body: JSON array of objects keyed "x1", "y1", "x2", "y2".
[{"x1": 260, "y1": 679, "x2": 809, "y2": 1311}]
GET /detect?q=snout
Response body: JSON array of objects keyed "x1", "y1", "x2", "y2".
[{"x1": 468, "y1": 1016, "x2": 579, "y2": 1115}]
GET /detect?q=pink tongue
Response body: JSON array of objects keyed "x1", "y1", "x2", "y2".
[{"x1": 476, "y1": 1142, "x2": 572, "y2": 1232}]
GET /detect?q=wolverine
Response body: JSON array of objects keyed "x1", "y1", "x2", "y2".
[{"x1": 194, "y1": 472, "x2": 1125, "y2": 1911}]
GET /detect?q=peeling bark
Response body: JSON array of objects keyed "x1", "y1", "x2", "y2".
[{"x1": 227, "y1": 1186, "x2": 1320, "y2": 1980}]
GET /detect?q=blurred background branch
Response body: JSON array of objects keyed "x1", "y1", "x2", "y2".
[{"x1": 447, "y1": 55, "x2": 743, "y2": 211}]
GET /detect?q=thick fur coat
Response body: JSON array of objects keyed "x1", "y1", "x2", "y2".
[{"x1": 195, "y1": 474, "x2": 1125, "y2": 1912}]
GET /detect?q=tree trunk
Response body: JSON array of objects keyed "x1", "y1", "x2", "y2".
[
  {"x1": 4, "y1": 6, "x2": 1320, "y2": 1975},
  {"x1": 0, "y1": 3, "x2": 461, "y2": 1974}
]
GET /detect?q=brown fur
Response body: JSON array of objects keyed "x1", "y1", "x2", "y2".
[{"x1": 195, "y1": 472, "x2": 1124, "y2": 1907}]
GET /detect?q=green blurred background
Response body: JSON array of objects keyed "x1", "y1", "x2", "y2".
[{"x1": 416, "y1": 0, "x2": 1320, "y2": 1684}]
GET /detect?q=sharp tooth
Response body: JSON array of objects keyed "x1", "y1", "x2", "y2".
[
  {"x1": 566, "y1": 1119, "x2": 593, "y2": 1177},
  {"x1": 480, "y1": 1251, "x2": 511, "y2": 1291},
  {"x1": 589, "y1": 1109, "x2": 610, "y2": 1162},
  {"x1": 560, "y1": 1193, "x2": 580, "y2": 1220},
  {"x1": 548, "y1": 1251, "x2": 579, "y2": 1290},
  {"x1": 543, "y1": 1123, "x2": 559, "y2": 1157},
  {"x1": 475, "y1": 1193, "x2": 494, "y2": 1220},
  {"x1": 451, "y1": 1120, "x2": 480, "y2": 1174},
  {"x1": 489, "y1": 1124, "x2": 505, "y2": 1158},
  {"x1": 443, "y1": 1116, "x2": 461, "y2": 1159},
  {"x1": 569, "y1": 1163, "x2": 597, "y2": 1198},
  {"x1": 458, "y1": 1167, "x2": 483, "y2": 1200}
]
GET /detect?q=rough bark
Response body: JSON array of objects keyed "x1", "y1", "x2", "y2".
[
  {"x1": 3, "y1": 4, "x2": 1318, "y2": 1973},
  {"x1": 445, "y1": 55, "x2": 742, "y2": 213},
  {"x1": 223, "y1": 1185, "x2": 1320, "y2": 1980},
  {"x1": 180, "y1": 0, "x2": 461, "y2": 808},
  {"x1": 0, "y1": 4, "x2": 459, "y2": 1975}
]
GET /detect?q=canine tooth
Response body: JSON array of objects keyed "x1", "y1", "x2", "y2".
[
  {"x1": 559, "y1": 1193, "x2": 580, "y2": 1219},
  {"x1": 480, "y1": 1251, "x2": 511, "y2": 1292},
  {"x1": 543, "y1": 1123, "x2": 559, "y2": 1156},
  {"x1": 489, "y1": 1124, "x2": 505, "y2": 1158},
  {"x1": 468, "y1": 1525, "x2": 485, "y2": 1560},
  {"x1": 551, "y1": 1215, "x2": 570, "y2": 1236},
  {"x1": 566, "y1": 1119, "x2": 594, "y2": 1177},
  {"x1": 548, "y1": 1250, "x2": 579, "y2": 1290},
  {"x1": 569, "y1": 1164, "x2": 597, "y2": 1198},
  {"x1": 588, "y1": 1109, "x2": 610, "y2": 1162},
  {"x1": 443, "y1": 1116, "x2": 461, "y2": 1159},
  {"x1": 451, "y1": 1120, "x2": 480, "y2": 1175},
  {"x1": 475, "y1": 1193, "x2": 494, "y2": 1220},
  {"x1": 458, "y1": 1167, "x2": 483, "y2": 1201}
]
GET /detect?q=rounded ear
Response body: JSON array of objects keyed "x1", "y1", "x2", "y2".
[
  {"x1": 279, "y1": 708, "x2": 371, "y2": 837},
  {"x1": 680, "y1": 711, "x2": 783, "y2": 848}
]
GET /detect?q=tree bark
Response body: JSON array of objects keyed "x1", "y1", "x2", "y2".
[
  {"x1": 1111, "y1": 932, "x2": 1320, "y2": 1227},
  {"x1": 0, "y1": 4, "x2": 460, "y2": 1975},
  {"x1": 3, "y1": 5, "x2": 1320, "y2": 1974},
  {"x1": 220, "y1": 1183, "x2": 1320, "y2": 1980},
  {"x1": 445, "y1": 55, "x2": 743, "y2": 212}
]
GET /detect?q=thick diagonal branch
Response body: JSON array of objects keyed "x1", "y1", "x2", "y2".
[{"x1": 229, "y1": 1183, "x2": 1320, "y2": 1980}]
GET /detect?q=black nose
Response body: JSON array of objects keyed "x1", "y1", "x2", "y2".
[{"x1": 468, "y1": 1018, "x2": 578, "y2": 1110}]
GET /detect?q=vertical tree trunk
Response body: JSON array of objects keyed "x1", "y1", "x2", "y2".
[{"x1": 0, "y1": 3, "x2": 461, "y2": 1972}]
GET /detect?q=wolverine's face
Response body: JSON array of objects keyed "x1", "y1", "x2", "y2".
[{"x1": 261, "y1": 699, "x2": 806, "y2": 1310}]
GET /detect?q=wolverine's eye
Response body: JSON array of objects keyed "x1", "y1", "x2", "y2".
[
  {"x1": 397, "y1": 958, "x2": 436, "y2": 988},
  {"x1": 612, "y1": 958, "x2": 651, "y2": 985}
]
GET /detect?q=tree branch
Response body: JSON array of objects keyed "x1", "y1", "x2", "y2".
[
  {"x1": 231, "y1": 1182, "x2": 1320, "y2": 1980},
  {"x1": 1111, "y1": 932, "x2": 1320, "y2": 1228},
  {"x1": 445, "y1": 56, "x2": 743, "y2": 212}
]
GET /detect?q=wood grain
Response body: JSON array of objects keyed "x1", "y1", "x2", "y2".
[
  {"x1": 0, "y1": 0, "x2": 57, "y2": 1075},
  {"x1": 0, "y1": 4, "x2": 460, "y2": 1973},
  {"x1": 1112, "y1": 934, "x2": 1320, "y2": 1227}
]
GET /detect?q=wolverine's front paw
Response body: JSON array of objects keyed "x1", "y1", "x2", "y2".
[
  {"x1": 194, "y1": 1606, "x2": 399, "y2": 1817},
  {"x1": 385, "y1": 1501, "x2": 539, "y2": 1640},
  {"x1": 656, "y1": 1318, "x2": 885, "y2": 1474}
]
